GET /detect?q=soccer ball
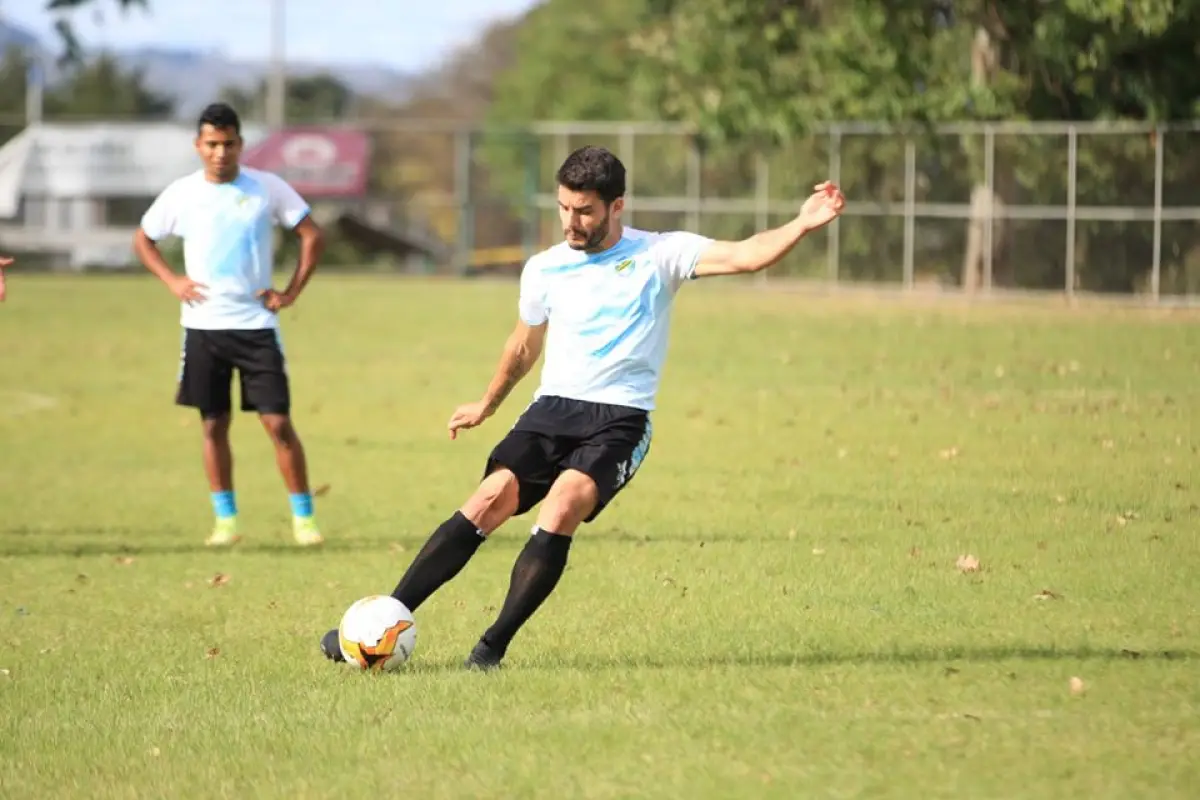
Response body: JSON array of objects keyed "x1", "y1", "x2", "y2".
[{"x1": 337, "y1": 595, "x2": 417, "y2": 671}]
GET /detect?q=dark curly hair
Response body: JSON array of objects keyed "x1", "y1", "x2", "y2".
[{"x1": 555, "y1": 146, "x2": 626, "y2": 205}]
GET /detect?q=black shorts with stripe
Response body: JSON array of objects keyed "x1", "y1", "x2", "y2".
[
  {"x1": 484, "y1": 395, "x2": 653, "y2": 523},
  {"x1": 176, "y1": 328, "x2": 290, "y2": 418}
]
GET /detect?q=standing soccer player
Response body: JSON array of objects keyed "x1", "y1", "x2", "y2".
[
  {"x1": 320, "y1": 145, "x2": 845, "y2": 669},
  {"x1": 134, "y1": 103, "x2": 326, "y2": 547}
]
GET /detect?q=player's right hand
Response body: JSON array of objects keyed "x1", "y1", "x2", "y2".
[
  {"x1": 168, "y1": 276, "x2": 207, "y2": 304},
  {"x1": 447, "y1": 401, "x2": 491, "y2": 440}
]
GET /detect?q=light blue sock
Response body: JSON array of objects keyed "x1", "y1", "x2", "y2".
[
  {"x1": 211, "y1": 490, "x2": 237, "y2": 519},
  {"x1": 289, "y1": 492, "x2": 313, "y2": 519}
]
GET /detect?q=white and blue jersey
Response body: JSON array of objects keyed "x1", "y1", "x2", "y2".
[
  {"x1": 140, "y1": 168, "x2": 311, "y2": 330},
  {"x1": 518, "y1": 227, "x2": 712, "y2": 411}
]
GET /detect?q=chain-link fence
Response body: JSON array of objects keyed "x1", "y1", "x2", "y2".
[{"x1": 4, "y1": 115, "x2": 1198, "y2": 300}]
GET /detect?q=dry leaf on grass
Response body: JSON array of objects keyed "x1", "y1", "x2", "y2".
[
  {"x1": 205, "y1": 647, "x2": 220, "y2": 659},
  {"x1": 1069, "y1": 676, "x2": 1085, "y2": 695},
  {"x1": 955, "y1": 554, "x2": 981, "y2": 573},
  {"x1": 1033, "y1": 589, "x2": 1060, "y2": 601},
  {"x1": 208, "y1": 573, "x2": 230, "y2": 588},
  {"x1": 114, "y1": 556, "x2": 134, "y2": 565}
]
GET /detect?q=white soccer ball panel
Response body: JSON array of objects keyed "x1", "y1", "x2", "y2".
[{"x1": 337, "y1": 595, "x2": 417, "y2": 671}]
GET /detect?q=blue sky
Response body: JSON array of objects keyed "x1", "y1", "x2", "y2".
[{"x1": 0, "y1": 0, "x2": 540, "y2": 72}]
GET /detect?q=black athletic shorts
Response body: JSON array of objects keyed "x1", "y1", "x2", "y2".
[
  {"x1": 484, "y1": 395, "x2": 653, "y2": 523},
  {"x1": 175, "y1": 328, "x2": 290, "y2": 418}
]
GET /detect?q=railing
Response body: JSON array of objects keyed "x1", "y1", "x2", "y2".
[{"x1": 4, "y1": 116, "x2": 1198, "y2": 300}]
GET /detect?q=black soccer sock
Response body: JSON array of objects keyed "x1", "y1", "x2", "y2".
[
  {"x1": 391, "y1": 511, "x2": 486, "y2": 611},
  {"x1": 481, "y1": 528, "x2": 572, "y2": 656}
]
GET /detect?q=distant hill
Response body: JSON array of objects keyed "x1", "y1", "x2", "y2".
[{"x1": 0, "y1": 19, "x2": 414, "y2": 119}]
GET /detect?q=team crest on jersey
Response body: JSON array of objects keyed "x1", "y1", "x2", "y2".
[{"x1": 615, "y1": 258, "x2": 634, "y2": 274}]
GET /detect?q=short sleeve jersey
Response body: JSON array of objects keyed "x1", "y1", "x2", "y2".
[
  {"x1": 140, "y1": 167, "x2": 311, "y2": 330},
  {"x1": 518, "y1": 227, "x2": 712, "y2": 411}
]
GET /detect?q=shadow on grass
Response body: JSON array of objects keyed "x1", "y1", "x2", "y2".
[
  {"x1": 390, "y1": 645, "x2": 1195, "y2": 676},
  {"x1": 0, "y1": 525, "x2": 411, "y2": 557},
  {"x1": 0, "y1": 525, "x2": 745, "y2": 557}
]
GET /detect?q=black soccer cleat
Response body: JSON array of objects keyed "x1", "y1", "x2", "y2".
[
  {"x1": 463, "y1": 639, "x2": 504, "y2": 672},
  {"x1": 320, "y1": 628, "x2": 346, "y2": 662}
]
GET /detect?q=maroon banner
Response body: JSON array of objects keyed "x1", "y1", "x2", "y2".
[{"x1": 242, "y1": 127, "x2": 370, "y2": 198}]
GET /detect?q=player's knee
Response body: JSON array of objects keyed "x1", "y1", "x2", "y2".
[
  {"x1": 201, "y1": 414, "x2": 230, "y2": 441},
  {"x1": 537, "y1": 471, "x2": 598, "y2": 534},
  {"x1": 260, "y1": 413, "x2": 296, "y2": 444},
  {"x1": 462, "y1": 469, "x2": 520, "y2": 535}
]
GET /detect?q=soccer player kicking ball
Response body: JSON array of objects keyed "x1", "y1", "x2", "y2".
[
  {"x1": 133, "y1": 103, "x2": 327, "y2": 548},
  {"x1": 321, "y1": 146, "x2": 845, "y2": 669}
]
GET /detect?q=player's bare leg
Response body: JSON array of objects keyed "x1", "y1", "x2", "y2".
[
  {"x1": 391, "y1": 469, "x2": 519, "y2": 605},
  {"x1": 319, "y1": 470, "x2": 520, "y2": 662},
  {"x1": 465, "y1": 469, "x2": 596, "y2": 671},
  {"x1": 202, "y1": 413, "x2": 239, "y2": 546},
  {"x1": 261, "y1": 413, "x2": 321, "y2": 546}
]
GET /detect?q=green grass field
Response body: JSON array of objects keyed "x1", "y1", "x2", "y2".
[{"x1": 1, "y1": 274, "x2": 1197, "y2": 799}]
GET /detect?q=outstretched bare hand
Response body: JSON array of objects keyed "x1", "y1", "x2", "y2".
[{"x1": 798, "y1": 181, "x2": 846, "y2": 231}]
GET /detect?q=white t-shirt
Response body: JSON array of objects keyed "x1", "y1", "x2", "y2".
[
  {"x1": 519, "y1": 227, "x2": 712, "y2": 411},
  {"x1": 140, "y1": 167, "x2": 311, "y2": 330}
]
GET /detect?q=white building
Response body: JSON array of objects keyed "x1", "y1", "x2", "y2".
[{"x1": 0, "y1": 121, "x2": 266, "y2": 268}]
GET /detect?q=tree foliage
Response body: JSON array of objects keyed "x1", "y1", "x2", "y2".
[
  {"x1": 638, "y1": 0, "x2": 1200, "y2": 140},
  {"x1": 483, "y1": 0, "x2": 1200, "y2": 292}
]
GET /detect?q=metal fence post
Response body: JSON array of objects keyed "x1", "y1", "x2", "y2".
[
  {"x1": 1065, "y1": 126, "x2": 1077, "y2": 297},
  {"x1": 522, "y1": 133, "x2": 539, "y2": 259},
  {"x1": 686, "y1": 135, "x2": 702, "y2": 234},
  {"x1": 755, "y1": 152, "x2": 769, "y2": 283},
  {"x1": 903, "y1": 138, "x2": 916, "y2": 289},
  {"x1": 454, "y1": 128, "x2": 473, "y2": 275},
  {"x1": 827, "y1": 127, "x2": 841, "y2": 285},
  {"x1": 983, "y1": 125, "x2": 994, "y2": 292},
  {"x1": 620, "y1": 125, "x2": 635, "y2": 226},
  {"x1": 1152, "y1": 127, "x2": 1164, "y2": 302}
]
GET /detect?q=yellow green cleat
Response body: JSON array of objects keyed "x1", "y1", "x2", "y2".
[
  {"x1": 293, "y1": 516, "x2": 323, "y2": 547},
  {"x1": 205, "y1": 517, "x2": 240, "y2": 547}
]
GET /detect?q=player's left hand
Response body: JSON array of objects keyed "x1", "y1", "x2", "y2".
[
  {"x1": 257, "y1": 288, "x2": 295, "y2": 312},
  {"x1": 798, "y1": 181, "x2": 846, "y2": 231}
]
